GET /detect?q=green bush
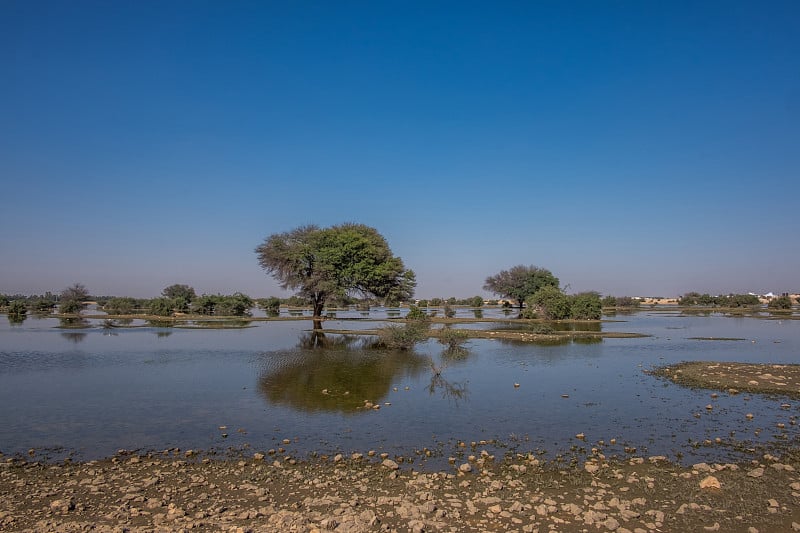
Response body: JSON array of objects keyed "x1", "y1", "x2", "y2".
[
  {"x1": 8, "y1": 300, "x2": 27, "y2": 318},
  {"x1": 527, "y1": 286, "x2": 571, "y2": 320},
  {"x1": 405, "y1": 305, "x2": 428, "y2": 321},
  {"x1": 104, "y1": 297, "x2": 138, "y2": 315},
  {"x1": 376, "y1": 320, "x2": 430, "y2": 350},
  {"x1": 148, "y1": 298, "x2": 174, "y2": 317},
  {"x1": 768, "y1": 295, "x2": 793, "y2": 310},
  {"x1": 570, "y1": 292, "x2": 602, "y2": 320},
  {"x1": 437, "y1": 327, "x2": 468, "y2": 350}
]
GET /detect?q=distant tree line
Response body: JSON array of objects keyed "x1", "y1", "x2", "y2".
[{"x1": 678, "y1": 292, "x2": 761, "y2": 307}]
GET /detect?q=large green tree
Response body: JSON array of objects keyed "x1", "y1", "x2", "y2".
[
  {"x1": 255, "y1": 223, "x2": 416, "y2": 318},
  {"x1": 483, "y1": 265, "x2": 559, "y2": 308}
]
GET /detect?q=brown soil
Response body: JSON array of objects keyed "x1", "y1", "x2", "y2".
[
  {"x1": 3, "y1": 449, "x2": 800, "y2": 532},
  {"x1": 652, "y1": 362, "x2": 800, "y2": 398}
]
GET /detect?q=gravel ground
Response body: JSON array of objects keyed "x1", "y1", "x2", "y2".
[{"x1": 3, "y1": 447, "x2": 800, "y2": 532}]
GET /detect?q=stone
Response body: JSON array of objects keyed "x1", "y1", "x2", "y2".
[
  {"x1": 747, "y1": 468, "x2": 764, "y2": 478},
  {"x1": 382, "y1": 459, "x2": 399, "y2": 470},
  {"x1": 699, "y1": 476, "x2": 721, "y2": 490}
]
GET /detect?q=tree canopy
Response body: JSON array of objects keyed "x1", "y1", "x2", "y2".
[
  {"x1": 483, "y1": 265, "x2": 559, "y2": 308},
  {"x1": 59, "y1": 283, "x2": 89, "y2": 314},
  {"x1": 255, "y1": 223, "x2": 415, "y2": 317},
  {"x1": 162, "y1": 284, "x2": 196, "y2": 302}
]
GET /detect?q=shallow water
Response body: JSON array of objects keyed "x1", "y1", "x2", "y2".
[{"x1": 1, "y1": 310, "x2": 799, "y2": 468}]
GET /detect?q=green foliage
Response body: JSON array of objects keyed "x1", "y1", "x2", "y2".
[
  {"x1": 437, "y1": 327, "x2": 469, "y2": 350},
  {"x1": 104, "y1": 297, "x2": 138, "y2": 315},
  {"x1": 259, "y1": 297, "x2": 282, "y2": 315},
  {"x1": 0, "y1": 294, "x2": 9, "y2": 308},
  {"x1": 59, "y1": 283, "x2": 89, "y2": 314},
  {"x1": 376, "y1": 319, "x2": 431, "y2": 350},
  {"x1": 405, "y1": 305, "x2": 428, "y2": 321},
  {"x1": 570, "y1": 292, "x2": 602, "y2": 320},
  {"x1": 8, "y1": 299, "x2": 27, "y2": 318},
  {"x1": 680, "y1": 292, "x2": 760, "y2": 307},
  {"x1": 59, "y1": 299, "x2": 83, "y2": 314},
  {"x1": 189, "y1": 293, "x2": 253, "y2": 316},
  {"x1": 215, "y1": 293, "x2": 253, "y2": 316},
  {"x1": 162, "y1": 284, "x2": 196, "y2": 301},
  {"x1": 284, "y1": 295, "x2": 308, "y2": 307},
  {"x1": 256, "y1": 223, "x2": 415, "y2": 317},
  {"x1": 429, "y1": 298, "x2": 443, "y2": 306},
  {"x1": 527, "y1": 286, "x2": 571, "y2": 320},
  {"x1": 614, "y1": 296, "x2": 641, "y2": 308},
  {"x1": 417, "y1": 299, "x2": 429, "y2": 308},
  {"x1": 601, "y1": 295, "x2": 617, "y2": 307},
  {"x1": 148, "y1": 298, "x2": 174, "y2": 317},
  {"x1": 31, "y1": 298, "x2": 55, "y2": 314},
  {"x1": 469, "y1": 296, "x2": 484, "y2": 308},
  {"x1": 443, "y1": 303, "x2": 456, "y2": 318},
  {"x1": 484, "y1": 265, "x2": 559, "y2": 308},
  {"x1": 768, "y1": 295, "x2": 793, "y2": 310}
]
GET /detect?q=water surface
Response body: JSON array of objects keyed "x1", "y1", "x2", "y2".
[{"x1": 1, "y1": 311, "x2": 799, "y2": 468}]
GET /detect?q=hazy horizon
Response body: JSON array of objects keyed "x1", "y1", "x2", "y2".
[{"x1": 2, "y1": 2, "x2": 798, "y2": 300}]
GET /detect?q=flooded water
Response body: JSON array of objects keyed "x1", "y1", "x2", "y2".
[{"x1": 1, "y1": 310, "x2": 799, "y2": 468}]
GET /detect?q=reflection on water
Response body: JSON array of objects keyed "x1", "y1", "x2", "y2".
[
  {"x1": 1, "y1": 313, "x2": 800, "y2": 467},
  {"x1": 257, "y1": 342, "x2": 428, "y2": 413},
  {"x1": 296, "y1": 331, "x2": 374, "y2": 350},
  {"x1": 61, "y1": 331, "x2": 88, "y2": 343},
  {"x1": 7, "y1": 314, "x2": 26, "y2": 326},
  {"x1": 59, "y1": 317, "x2": 90, "y2": 329}
]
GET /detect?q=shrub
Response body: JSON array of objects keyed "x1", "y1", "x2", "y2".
[
  {"x1": 570, "y1": 292, "x2": 602, "y2": 320},
  {"x1": 148, "y1": 298, "x2": 174, "y2": 317},
  {"x1": 376, "y1": 320, "x2": 430, "y2": 350},
  {"x1": 527, "y1": 286, "x2": 571, "y2": 320},
  {"x1": 260, "y1": 297, "x2": 281, "y2": 312},
  {"x1": 8, "y1": 300, "x2": 27, "y2": 318},
  {"x1": 104, "y1": 297, "x2": 138, "y2": 315},
  {"x1": 768, "y1": 295, "x2": 793, "y2": 310},
  {"x1": 405, "y1": 305, "x2": 428, "y2": 321},
  {"x1": 601, "y1": 295, "x2": 616, "y2": 308},
  {"x1": 443, "y1": 303, "x2": 456, "y2": 318},
  {"x1": 437, "y1": 327, "x2": 468, "y2": 350}
]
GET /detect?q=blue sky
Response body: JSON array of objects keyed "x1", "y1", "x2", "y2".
[{"x1": 1, "y1": 1, "x2": 798, "y2": 299}]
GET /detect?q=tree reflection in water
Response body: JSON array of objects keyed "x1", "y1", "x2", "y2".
[
  {"x1": 257, "y1": 333, "x2": 428, "y2": 413},
  {"x1": 426, "y1": 346, "x2": 471, "y2": 403},
  {"x1": 59, "y1": 318, "x2": 89, "y2": 343}
]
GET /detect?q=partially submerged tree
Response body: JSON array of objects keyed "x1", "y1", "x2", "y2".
[
  {"x1": 255, "y1": 223, "x2": 415, "y2": 318},
  {"x1": 59, "y1": 283, "x2": 89, "y2": 314},
  {"x1": 483, "y1": 265, "x2": 559, "y2": 308}
]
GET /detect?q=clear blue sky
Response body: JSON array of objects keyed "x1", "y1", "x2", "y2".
[{"x1": 2, "y1": 1, "x2": 798, "y2": 299}]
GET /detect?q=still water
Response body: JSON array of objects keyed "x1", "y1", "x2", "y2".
[{"x1": 1, "y1": 311, "x2": 799, "y2": 468}]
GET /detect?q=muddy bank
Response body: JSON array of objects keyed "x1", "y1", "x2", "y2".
[
  {"x1": 652, "y1": 362, "x2": 800, "y2": 398},
  {"x1": 3, "y1": 449, "x2": 800, "y2": 532}
]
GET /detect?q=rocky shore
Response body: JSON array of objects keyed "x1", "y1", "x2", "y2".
[{"x1": 3, "y1": 447, "x2": 800, "y2": 532}]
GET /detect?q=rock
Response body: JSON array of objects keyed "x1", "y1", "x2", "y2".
[
  {"x1": 584, "y1": 463, "x2": 600, "y2": 474},
  {"x1": 49, "y1": 498, "x2": 75, "y2": 513},
  {"x1": 253, "y1": 452, "x2": 265, "y2": 460},
  {"x1": 699, "y1": 476, "x2": 721, "y2": 489},
  {"x1": 704, "y1": 523, "x2": 720, "y2": 531},
  {"x1": 747, "y1": 468, "x2": 764, "y2": 478},
  {"x1": 459, "y1": 463, "x2": 472, "y2": 473},
  {"x1": 382, "y1": 459, "x2": 399, "y2": 470}
]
